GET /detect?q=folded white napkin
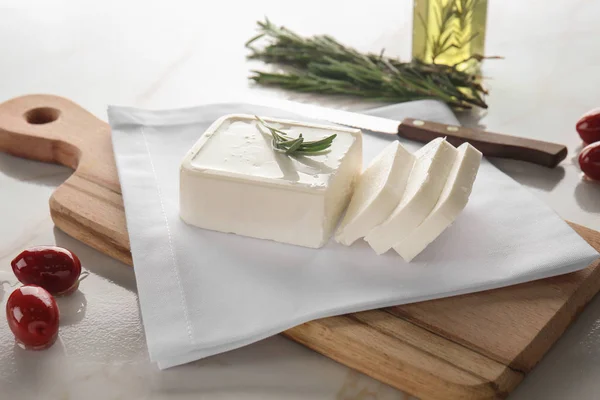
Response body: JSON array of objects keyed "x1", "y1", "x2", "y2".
[{"x1": 107, "y1": 101, "x2": 599, "y2": 369}]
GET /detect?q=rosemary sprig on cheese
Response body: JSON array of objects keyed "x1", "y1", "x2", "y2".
[{"x1": 255, "y1": 116, "x2": 337, "y2": 156}]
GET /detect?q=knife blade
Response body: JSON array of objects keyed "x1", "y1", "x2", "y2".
[{"x1": 261, "y1": 99, "x2": 567, "y2": 168}]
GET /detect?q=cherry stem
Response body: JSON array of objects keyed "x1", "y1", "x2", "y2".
[{"x1": 78, "y1": 271, "x2": 90, "y2": 284}]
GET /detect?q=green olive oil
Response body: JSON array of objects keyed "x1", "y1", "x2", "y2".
[{"x1": 412, "y1": 0, "x2": 488, "y2": 67}]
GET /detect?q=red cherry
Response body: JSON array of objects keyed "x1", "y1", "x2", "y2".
[
  {"x1": 11, "y1": 246, "x2": 82, "y2": 296},
  {"x1": 6, "y1": 285, "x2": 59, "y2": 350},
  {"x1": 576, "y1": 108, "x2": 600, "y2": 144},
  {"x1": 579, "y1": 142, "x2": 600, "y2": 181}
]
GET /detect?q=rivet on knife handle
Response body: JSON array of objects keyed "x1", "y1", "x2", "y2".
[{"x1": 397, "y1": 118, "x2": 568, "y2": 168}]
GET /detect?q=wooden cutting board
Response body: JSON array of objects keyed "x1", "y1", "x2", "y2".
[{"x1": 1, "y1": 94, "x2": 599, "y2": 399}]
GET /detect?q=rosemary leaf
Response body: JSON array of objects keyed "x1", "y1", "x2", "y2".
[
  {"x1": 285, "y1": 136, "x2": 305, "y2": 154},
  {"x1": 255, "y1": 116, "x2": 336, "y2": 156},
  {"x1": 246, "y1": 18, "x2": 489, "y2": 109},
  {"x1": 300, "y1": 134, "x2": 337, "y2": 148}
]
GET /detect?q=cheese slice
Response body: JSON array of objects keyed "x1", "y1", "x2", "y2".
[
  {"x1": 179, "y1": 114, "x2": 362, "y2": 248},
  {"x1": 364, "y1": 138, "x2": 457, "y2": 254},
  {"x1": 334, "y1": 141, "x2": 415, "y2": 246},
  {"x1": 393, "y1": 143, "x2": 482, "y2": 261}
]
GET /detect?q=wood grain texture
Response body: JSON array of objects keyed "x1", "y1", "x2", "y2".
[
  {"x1": 0, "y1": 94, "x2": 132, "y2": 265},
  {"x1": 284, "y1": 311, "x2": 524, "y2": 400},
  {"x1": 388, "y1": 223, "x2": 600, "y2": 373},
  {"x1": 1, "y1": 94, "x2": 599, "y2": 399},
  {"x1": 398, "y1": 118, "x2": 568, "y2": 168}
]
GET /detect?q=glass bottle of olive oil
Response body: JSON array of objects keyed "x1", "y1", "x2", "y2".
[{"x1": 412, "y1": 0, "x2": 488, "y2": 68}]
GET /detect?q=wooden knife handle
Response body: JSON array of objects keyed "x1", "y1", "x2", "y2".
[{"x1": 398, "y1": 118, "x2": 568, "y2": 168}]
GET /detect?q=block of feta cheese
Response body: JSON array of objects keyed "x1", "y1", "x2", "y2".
[
  {"x1": 334, "y1": 141, "x2": 416, "y2": 246},
  {"x1": 179, "y1": 114, "x2": 362, "y2": 248},
  {"x1": 393, "y1": 143, "x2": 482, "y2": 261},
  {"x1": 364, "y1": 138, "x2": 457, "y2": 254}
]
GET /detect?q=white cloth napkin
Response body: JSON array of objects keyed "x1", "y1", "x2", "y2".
[{"x1": 107, "y1": 101, "x2": 599, "y2": 369}]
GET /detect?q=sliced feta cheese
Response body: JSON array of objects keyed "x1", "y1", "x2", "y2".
[
  {"x1": 364, "y1": 138, "x2": 457, "y2": 254},
  {"x1": 334, "y1": 141, "x2": 415, "y2": 246},
  {"x1": 393, "y1": 143, "x2": 482, "y2": 261},
  {"x1": 179, "y1": 114, "x2": 362, "y2": 248}
]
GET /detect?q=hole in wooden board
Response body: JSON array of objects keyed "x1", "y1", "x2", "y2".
[{"x1": 24, "y1": 107, "x2": 60, "y2": 125}]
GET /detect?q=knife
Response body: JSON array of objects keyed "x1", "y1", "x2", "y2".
[{"x1": 262, "y1": 99, "x2": 568, "y2": 168}]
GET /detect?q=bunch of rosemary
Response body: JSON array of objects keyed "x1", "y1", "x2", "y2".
[{"x1": 246, "y1": 18, "x2": 488, "y2": 110}]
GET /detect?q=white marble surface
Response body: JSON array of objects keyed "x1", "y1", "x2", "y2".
[{"x1": 0, "y1": 0, "x2": 599, "y2": 399}]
